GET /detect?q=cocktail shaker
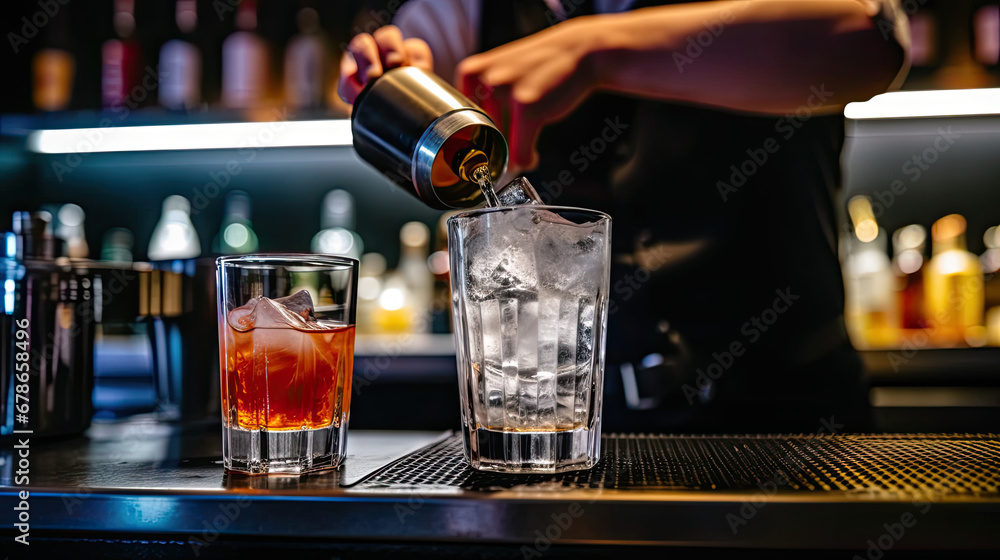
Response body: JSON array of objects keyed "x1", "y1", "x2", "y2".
[
  {"x1": 1, "y1": 212, "x2": 96, "y2": 439},
  {"x1": 351, "y1": 66, "x2": 511, "y2": 210}
]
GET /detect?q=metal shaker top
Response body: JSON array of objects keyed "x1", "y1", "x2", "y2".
[{"x1": 351, "y1": 67, "x2": 508, "y2": 210}]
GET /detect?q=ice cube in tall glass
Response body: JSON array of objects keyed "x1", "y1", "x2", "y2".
[{"x1": 449, "y1": 206, "x2": 611, "y2": 473}]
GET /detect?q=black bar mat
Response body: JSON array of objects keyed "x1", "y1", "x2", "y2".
[{"x1": 359, "y1": 433, "x2": 1000, "y2": 495}]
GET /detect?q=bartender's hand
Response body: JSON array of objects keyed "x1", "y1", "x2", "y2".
[
  {"x1": 337, "y1": 26, "x2": 434, "y2": 104},
  {"x1": 455, "y1": 17, "x2": 605, "y2": 173},
  {"x1": 456, "y1": 0, "x2": 906, "y2": 173}
]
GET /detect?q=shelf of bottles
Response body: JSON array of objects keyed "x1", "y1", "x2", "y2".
[
  {"x1": 6, "y1": 1, "x2": 997, "y2": 117},
  {"x1": 14, "y1": 0, "x2": 355, "y2": 119},
  {"x1": 842, "y1": 196, "x2": 1000, "y2": 350}
]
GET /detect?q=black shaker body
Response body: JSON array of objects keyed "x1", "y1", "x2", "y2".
[{"x1": 2, "y1": 212, "x2": 96, "y2": 440}]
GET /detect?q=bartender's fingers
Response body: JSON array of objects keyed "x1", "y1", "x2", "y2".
[
  {"x1": 507, "y1": 101, "x2": 542, "y2": 173},
  {"x1": 507, "y1": 58, "x2": 589, "y2": 172},
  {"x1": 338, "y1": 33, "x2": 382, "y2": 103},
  {"x1": 337, "y1": 53, "x2": 362, "y2": 103},
  {"x1": 403, "y1": 38, "x2": 434, "y2": 73},
  {"x1": 339, "y1": 34, "x2": 434, "y2": 104},
  {"x1": 457, "y1": 65, "x2": 509, "y2": 140},
  {"x1": 350, "y1": 33, "x2": 383, "y2": 82},
  {"x1": 373, "y1": 25, "x2": 408, "y2": 70},
  {"x1": 511, "y1": 55, "x2": 582, "y2": 113}
]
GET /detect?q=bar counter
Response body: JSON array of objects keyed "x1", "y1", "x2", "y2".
[{"x1": 1, "y1": 419, "x2": 998, "y2": 559}]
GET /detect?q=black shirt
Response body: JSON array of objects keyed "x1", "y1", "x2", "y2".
[{"x1": 475, "y1": 0, "x2": 875, "y2": 432}]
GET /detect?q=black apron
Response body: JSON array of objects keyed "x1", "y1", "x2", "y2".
[{"x1": 479, "y1": 0, "x2": 870, "y2": 433}]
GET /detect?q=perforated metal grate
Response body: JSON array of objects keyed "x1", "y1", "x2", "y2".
[{"x1": 361, "y1": 434, "x2": 1000, "y2": 495}]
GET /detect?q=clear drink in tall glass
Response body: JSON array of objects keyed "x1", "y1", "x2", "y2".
[
  {"x1": 448, "y1": 206, "x2": 611, "y2": 473},
  {"x1": 216, "y1": 255, "x2": 358, "y2": 474}
]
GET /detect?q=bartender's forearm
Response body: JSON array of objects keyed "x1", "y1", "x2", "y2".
[{"x1": 591, "y1": 0, "x2": 909, "y2": 115}]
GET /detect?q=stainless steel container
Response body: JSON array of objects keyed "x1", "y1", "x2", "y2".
[
  {"x1": 351, "y1": 66, "x2": 509, "y2": 210},
  {"x1": 2, "y1": 212, "x2": 96, "y2": 439},
  {"x1": 77, "y1": 257, "x2": 219, "y2": 424}
]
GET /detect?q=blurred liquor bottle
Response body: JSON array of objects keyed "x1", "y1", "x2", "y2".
[
  {"x1": 428, "y1": 213, "x2": 455, "y2": 334},
  {"x1": 373, "y1": 274, "x2": 411, "y2": 333},
  {"x1": 371, "y1": 222, "x2": 433, "y2": 334},
  {"x1": 981, "y1": 225, "x2": 1000, "y2": 346},
  {"x1": 213, "y1": 191, "x2": 260, "y2": 255},
  {"x1": 356, "y1": 253, "x2": 387, "y2": 334},
  {"x1": 398, "y1": 221, "x2": 433, "y2": 333},
  {"x1": 983, "y1": 225, "x2": 1000, "y2": 310},
  {"x1": 148, "y1": 195, "x2": 201, "y2": 261},
  {"x1": 924, "y1": 214, "x2": 985, "y2": 346},
  {"x1": 55, "y1": 203, "x2": 89, "y2": 259},
  {"x1": 312, "y1": 190, "x2": 364, "y2": 260},
  {"x1": 32, "y1": 3, "x2": 75, "y2": 112},
  {"x1": 159, "y1": 0, "x2": 202, "y2": 110},
  {"x1": 102, "y1": 0, "x2": 143, "y2": 110},
  {"x1": 892, "y1": 225, "x2": 928, "y2": 330},
  {"x1": 843, "y1": 196, "x2": 896, "y2": 348},
  {"x1": 221, "y1": 0, "x2": 269, "y2": 109},
  {"x1": 284, "y1": 3, "x2": 328, "y2": 111},
  {"x1": 907, "y1": 9, "x2": 938, "y2": 68},
  {"x1": 101, "y1": 228, "x2": 135, "y2": 262},
  {"x1": 973, "y1": 4, "x2": 1000, "y2": 67}
]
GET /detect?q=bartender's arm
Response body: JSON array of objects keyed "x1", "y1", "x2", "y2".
[{"x1": 339, "y1": 0, "x2": 909, "y2": 169}]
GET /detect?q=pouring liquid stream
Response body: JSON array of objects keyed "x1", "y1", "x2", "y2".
[
  {"x1": 455, "y1": 148, "x2": 501, "y2": 207},
  {"x1": 472, "y1": 164, "x2": 501, "y2": 207}
]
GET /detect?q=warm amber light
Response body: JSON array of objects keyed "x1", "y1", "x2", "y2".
[
  {"x1": 855, "y1": 221, "x2": 879, "y2": 243},
  {"x1": 894, "y1": 224, "x2": 926, "y2": 252},
  {"x1": 985, "y1": 226, "x2": 998, "y2": 249},
  {"x1": 932, "y1": 214, "x2": 967, "y2": 242},
  {"x1": 848, "y1": 196, "x2": 879, "y2": 243},
  {"x1": 965, "y1": 325, "x2": 988, "y2": 347}
]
